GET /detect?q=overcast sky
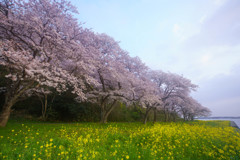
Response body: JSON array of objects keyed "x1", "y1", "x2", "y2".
[{"x1": 71, "y1": 0, "x2": 240, "y2": 117}]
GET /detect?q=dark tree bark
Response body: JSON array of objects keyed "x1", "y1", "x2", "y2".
[
  {"x1": 163, "y1": 106, "x2": 169, "y2": 122},
  {"x1": 153, "y1": 107, "x2": 157, "y2": 123},
  {"x1": 143, "y1": 106, "x2": 152, "y2": 124},
  {"x1": 36, "y1": 92, "x2": 55, "y2": 121},
  {"x1": 183, "y1": 114, "x2": 186, "y2": 121},
  {"x1": 37, "y1": 93, "x2": 47, "y2": 121},
  {"x1": 100, "y1": 100, "x2": 117, "y2": 123},
  {"x1": 100, "y1": 105, "x2": 106, "y2": 123},
  {"x1": 0, "y1": 81, "x2": 34, "y2": 127},
  {"x1": 172, "y1": 113, "x2": 176, "y2": 122},
  {"x1": 0, "y1": 100, "x2": 13, "y2": 127}
]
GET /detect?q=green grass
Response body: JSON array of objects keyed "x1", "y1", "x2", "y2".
[
  {"x1": 0, "y1": 120, "x2": 239, "y2": 160},
  {"x1": 187, "y1": 120, "x2": 231, "y2": 127}
]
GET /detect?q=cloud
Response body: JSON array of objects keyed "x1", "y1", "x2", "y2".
[
  {"x1": 173, "y1": 24, "x2": 180, "y2": 35},
  {"x1": 200, "y1": 54, "x2": 211, "y2": 64},
  {"x1": 171, "y1": 0, "x2": 240, "y2": 82},
  {"x1": 184, "y1": 0, "x2": 240, "y2": 116},
  {"x1": 213, "y1": 0, "x2": 228, "y2": 6},
  {"x1": 185, "y1": 0, "x2": 240, "y2": 48},
  {"x1": 192, "y1": 64, "x2": 240, "y2": 116},
  {"x1": 199, "y1": 15, "x2": 207, "y2": 24},
  {"x1": 205, "y1": 96, "x2": 240, "y2": 117}
]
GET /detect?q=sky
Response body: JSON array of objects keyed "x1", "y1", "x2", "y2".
[{"x1": 71, "y1": 0, "x2": 240, "y2": 117}]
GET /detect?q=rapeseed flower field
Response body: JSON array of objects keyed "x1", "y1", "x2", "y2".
[{"x1": 0, "y1": 120, "x2": 239, "y2": 160}]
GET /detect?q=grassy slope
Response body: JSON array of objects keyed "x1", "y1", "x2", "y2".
[{"x1": 0, "y1": 120, "x2": 239, "y2": 160}]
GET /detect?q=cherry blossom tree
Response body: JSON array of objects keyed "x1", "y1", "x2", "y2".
[
  {"x1": 178, "y1": 97, "x2": 211, "y2": 121},
  {"x1": 121, "y1": 59, "x2": 162, "y2": 124},
  {"x1": 149, "y1": 70, "x2": 198, "y2": 122},
  {"x1": 0, "y1": 0, "x2": 211, "y2": 126},
  {"x1": 159, "y1": 95, "x2": 211, "y2": 121},
  {"x1": 0, "y1": 0, "x2": 96, "y2": 126},
  {"x1": 82, "y1": 33, "x2": 138, "y2": 123}
]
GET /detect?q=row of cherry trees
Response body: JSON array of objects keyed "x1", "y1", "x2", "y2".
[{"x1": 0, "y1": 0, "x2": 210, "y2": 127}]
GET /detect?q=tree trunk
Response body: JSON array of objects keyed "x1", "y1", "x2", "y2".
[
  {"x1": 190, "y1": 115, "x2": 194, "y2": 121},
  {"x1": 0, "y1": 81, "x2": 35, "y2": 127},
  {"x1": 49, "y1": 94, "x2": 55, "y2": 111},
  {"x1": 37, "y1": 93, "x2": 47, "y2": 121},
  {"x1": 0, "y1": 101, "x2": 13, "y2": 127},
  {"x1": 42, "y1": 94, "x2": 48, "y2": 121},
  {"x1": 100, "y1": 100, "x2": 117, "y2": 123},
  {"x1": 164, "y1": 109, "x2": 168, "y2": 122},
  {"x1": 143, "y1": 107, "x2": 151, "y2": 124},
  {"x1": 173, "y1": 114, "x2": 176, "y2": 122},
  {"x1": 168, "y1": 112, "x2": 170, "y2": 122},
  {"x1": 101, "y1": 114, "x2": 108, "y2": 124},
  {"x1": 100, "y1": 106, "x2": 107, "y2": 123},
  {"x1": 153, "y1": 107, "x2": 157, "y2": 123}
]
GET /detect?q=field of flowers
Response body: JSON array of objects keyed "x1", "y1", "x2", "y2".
[{"x1": 0, "y1": 120, "x2": 239, "y2": 160}]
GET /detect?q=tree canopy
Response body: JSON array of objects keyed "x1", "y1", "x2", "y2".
[{"x1": 0, "y1": 0, "x2": 211, "y2": 126}]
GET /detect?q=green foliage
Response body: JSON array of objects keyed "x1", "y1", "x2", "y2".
[
  {"x1": 108, "y1": 103, "x2": 144, "y2": 122},
  {"x1": 12, "y1": 97, "x2": 42, "y2": 117},
  {"x1": 4, "y1": 88, "x2": 183, "y2": 123},
  {"x1": 8, "y1": 93, "x2": 148, "y2": 122},
  {"x1": 49, "y1": 93, "x2": 101, "y2": 122},
  {"x1": 188, "y1": 120, "x2": 231, "y2": 128}
]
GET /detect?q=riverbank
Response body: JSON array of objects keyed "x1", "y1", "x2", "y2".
[
  {"x1": 197, "y1": 118, "x2": 240, "y2": 129},
  {"x1": 230, "y1": 121, "x2": 240, "y2": 130}
]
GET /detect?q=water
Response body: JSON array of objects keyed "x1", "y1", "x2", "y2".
[{"x1": 197, "y1": 118, "x2": 240, "y2": 128}]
